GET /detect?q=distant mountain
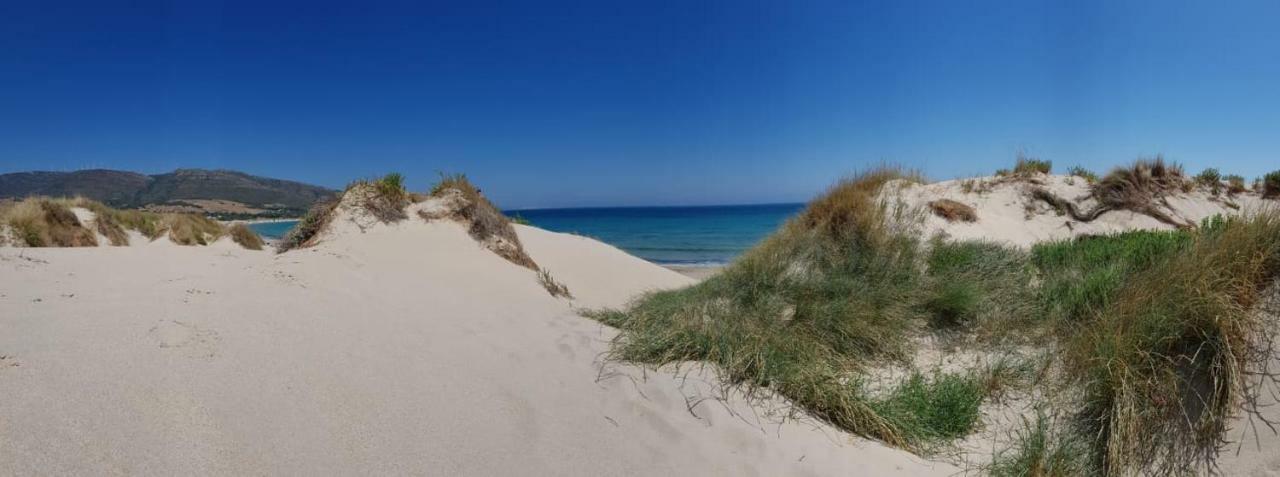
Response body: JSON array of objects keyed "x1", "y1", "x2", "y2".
[{"x1": 0, "y1": 168, "x2": 337, "y2": 218}]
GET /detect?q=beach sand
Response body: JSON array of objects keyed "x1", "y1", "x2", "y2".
[{"x1": 0, "y1": 212, "x2": 953, "y2": 475}]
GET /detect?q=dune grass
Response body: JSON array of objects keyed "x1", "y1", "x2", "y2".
[
  {"x1": 988, "y1": 412, "x2": 1090, "y2": 477},
  {"x1": 228, "y1": 223, "x2": 264, "y2": 250},
  {"x1": 586, "y1": 163, "x2": 1280, "y2": 472},
  {"x1": 278, "y1": 198, "x2": 339, "y2": 252},
  {"x1": 0, "y1": 196, "x2": 266, "y2": 248},
  {"x1": 1064, "y1": 213, "x2": 1280, "y2": 474},
  {"x1": 584, "y1": 168, "x2": 983, "y2": 449},
  {"x1": 1226, "y1": 174, "x2": 1248, "y2": 195},
  {"x1": 1013, "y1": 155, "x2": 1053, "y2": 176},
  {"x1": 3, "y1": 198, "x2": 98, "y2": 247}
]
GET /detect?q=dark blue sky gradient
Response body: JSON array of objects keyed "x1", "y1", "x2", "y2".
[{"x1": 2, "y1": 1, "x2": 1278, "y2": 208}]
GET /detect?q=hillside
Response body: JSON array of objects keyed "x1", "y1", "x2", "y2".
[{"x1": 0, "y1": 169, "x2": 336, "y2": 218}]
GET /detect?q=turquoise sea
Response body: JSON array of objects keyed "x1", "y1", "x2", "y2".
[{"x1": 250, "y1": 203, "x2": 805, "y2": 266}]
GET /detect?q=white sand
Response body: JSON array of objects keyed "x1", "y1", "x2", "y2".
[
  {"x1": 0, "y1": 209, "x2": 954, "y2": 475},
  {"x1": 886, "y1": 174, "x2": 1271, "y2": 248}
]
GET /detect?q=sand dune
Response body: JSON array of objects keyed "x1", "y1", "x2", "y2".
[{"x1": 0, "y1": 206, "x2": 955, "y2": 475}]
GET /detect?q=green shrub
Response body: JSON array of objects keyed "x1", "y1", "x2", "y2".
[
  {"x1": 1195, "y1": 168, "x2": 1222, "y2": 194},
  {"x1": 1265, "y1": 170, "x2": 1280, "y2": 198}
]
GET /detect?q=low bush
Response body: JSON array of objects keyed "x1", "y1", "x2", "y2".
[
  {"x1": 1195, "y1": 168, "x2": 1222, "y2": 194},
  {"x1": 1265, "y1": 170, "x2": 1280, "y2": 198},
  {"x1": 1226, "y1": 174, "x2": 1247, "y2": 194}
]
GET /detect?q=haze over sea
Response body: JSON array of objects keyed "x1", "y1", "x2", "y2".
[{"x1": 250, "y1": 203, "x2": 805, "y2": 266}]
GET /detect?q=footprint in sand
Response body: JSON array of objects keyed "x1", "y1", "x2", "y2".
[{"x1": 148, "y1": 320, "x2": 220, "y2": 359}]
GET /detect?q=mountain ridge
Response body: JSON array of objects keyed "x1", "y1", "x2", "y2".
[{"x1": 0, "y1": 168, "x2": 336, "y2": 218}]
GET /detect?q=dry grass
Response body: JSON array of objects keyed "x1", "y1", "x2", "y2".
[
  {"x1": 1226, "y1": 174, "x2": 1248, "y2": 195},
  {"x1": 228, "y1": 223, "x2": 264, "y2": 250},
  {"x1": 1089, "y1": 156, "x2": 1192, "y2": 227},
  {"x1": 428, "y1": 173, "x2": 538, "y2": 269},
  {"x1": 796, "y1": 167, "x2": 922, "y2": 244},
  {"x1": 537, "y1": 268, "x2": 573, "y2": 299},
  {"x1": 1065, "y1": 212, "x2": 1280, "y2": 474},
  {"x1": 927, "y1": 199, "x2": 977, "y2": 223},
  {"x1": 348, "y1": 173, "x2": 410, "y2": 223},
  {"x1": 165, "y1": 213, "x2": 225, "y2": 246},
  {"x1": 2, "y1": 198, "x2": 98, "y2": 247}
]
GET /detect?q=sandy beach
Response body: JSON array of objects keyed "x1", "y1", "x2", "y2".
[{"x1": 0, "y1": 199, "x2": 954, "y2": 475}]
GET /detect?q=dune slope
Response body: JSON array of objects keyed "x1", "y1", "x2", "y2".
[{"x1": 0, "y1": 211, "x2": 955, "y2": 475}]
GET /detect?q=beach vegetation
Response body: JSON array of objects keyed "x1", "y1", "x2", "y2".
[
  {"x1": 927, "y1": 199, "x2": 976, "y2": 223},
  {"x1": 1066, "y1": 166, "x2": 1098, "y2": 184},
  {"x1": 1012, "y1": 154, "x2": 1052, "y2": 176},
  {"x1": 987, "y1": 412, "x2": 1091, "y2": 477},
  {"x1": 278, "y1": 198, "x2": 339, "y2": 252},
  {"x1": 428, "y1": 173, "x2": 538, "y2": 269},
  {"x1": 1265, "y1": 170, "x2": 1280, "y2": 198},
  {"x1": 1226, "y1": 174, "x2": 1247, "y2": 194},
  {"x1": 228, "y1": 223, "x2": 265, "y2": 250},
  {"x1": 584, "y1": 163, "x2": 1280, "y2": 473},
  {"x1": 1196, "y1": 168, "x2": 1223, "y2": 195},
  {"x1": 165, "y1": 213, "x2": 225, "y2": 246},
  {"x1": 537, "y1": 268, "x2": 573, "y2": 299},
  {"x1": 3, "y1": 198, "x2": 98, "y2": 247}
]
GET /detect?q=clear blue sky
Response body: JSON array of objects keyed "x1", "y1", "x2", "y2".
[{"x1": 2, "y1": 1, "x2": 1278, "y2": 208}]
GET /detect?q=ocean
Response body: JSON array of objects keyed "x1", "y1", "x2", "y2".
[{"x1": 249, "y1": 203, "x2": 805, "y2": 266}]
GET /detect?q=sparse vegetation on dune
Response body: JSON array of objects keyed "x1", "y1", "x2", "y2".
[
  {"x1": 278, "y1": 198, "x2": 339, "y2": 252},
  {"x1": 228, "y1": 223, "x2": 264, "y2": 250},
  {"x1": 1266, "y1": 170, "x2": 1280, "y2": 198},
  {"x1": 1067, "y1": 165, "x2": 1098, "y2": 184},
  {"x1": 165, "y1": 213, "x2": 225, "y2": 246},
  {"x1": 927, "y1": 199, "x2": 977, "y2": 223},
  {"x1": 427, "y1": 173, "x2": 538, "y2": 269},
  {"x1": 585, "y1": 163, "x2": 1280, "y2": 474},
  {"x1": 3, "y1": 198, "x2": 99, "y2": 247},
  {"x1": 1226, "y1": 174, "x2": 1248, "y2": 195},
  {"x1": 1013, "y1": 154, "x2": 1052, "y2": 176}
]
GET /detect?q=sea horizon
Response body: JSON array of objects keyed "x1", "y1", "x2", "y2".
[{"x1": 251, "y1": 202, "x2": 806, "y2": 266}]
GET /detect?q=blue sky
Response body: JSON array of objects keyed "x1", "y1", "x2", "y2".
[{"x1": 2, "y1": 1, "x2": 1278, "y2": 208}]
